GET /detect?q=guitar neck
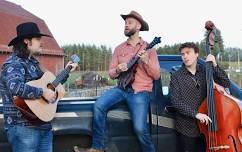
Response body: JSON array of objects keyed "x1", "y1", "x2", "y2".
[
  {"x1": 52, "y1": 66, "x2": 72, "y2": 87},
  {"x1": 126, "y1": 37, "x2": 161, "y2": 70},
  {"x1": 127, "y1": 45, "x2": 150, "y2": 69}
]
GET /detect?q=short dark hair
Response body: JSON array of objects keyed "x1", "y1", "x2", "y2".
[{"x1": 179, "y1": 42, "x2": 199, "y2": 53}]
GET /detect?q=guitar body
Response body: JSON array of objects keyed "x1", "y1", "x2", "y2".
[
  {"x1": 14, "y1": 54, "x2": 79, "y2": 123},
  {"x1": 118, "y1": 65, "x2": 136, "y2": 90},
  {"x1": 15, "y1": 71, "x2": 65, "y2": 122}
]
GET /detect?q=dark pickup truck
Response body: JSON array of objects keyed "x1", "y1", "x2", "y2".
[{"x1": 1, "y1": 55, "x2": 242, "y2": 152}]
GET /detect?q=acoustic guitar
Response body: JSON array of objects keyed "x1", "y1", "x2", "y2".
[{"x1": 14, "y1": 54, "x2": 80, "y2": 122}]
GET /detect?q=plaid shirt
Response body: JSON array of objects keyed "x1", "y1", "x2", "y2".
[{"x1": 170, "y1": 63, "x2": 230, "y2": 137}]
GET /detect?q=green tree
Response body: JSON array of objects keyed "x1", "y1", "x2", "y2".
[
  {"x1": 203, "y1": 29, "x2": 224, "y2": 57},
  {"x1": 62, "y1": 44, "x2": 112, "y2": 71}
]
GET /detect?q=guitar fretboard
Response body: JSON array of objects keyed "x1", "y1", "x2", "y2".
[
  {"x1": 127, "y1": 37, "x2": 161, "y2": 69},
  {"x1": 52, "y1": 66, "x2": 72, "y2": 87}
]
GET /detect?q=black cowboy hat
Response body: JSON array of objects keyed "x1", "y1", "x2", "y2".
[
  {"x1": 8, "y1": 22, "x2": 52, "y2": 46},
  {"x1": 121, "y1": 10, "x2": 149, "y2": 31}
]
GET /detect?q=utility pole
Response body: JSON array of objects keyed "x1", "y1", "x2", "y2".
[
  {"x1": 82, "y1": 50, "x2": 84, "y2": 71},
  {"x1": 238, "y1": 50, "x2": 240, "y2": 70}
]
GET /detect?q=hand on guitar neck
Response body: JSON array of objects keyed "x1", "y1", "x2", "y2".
[
  {"x1": 42, "y1": 61, "x2": 78, "y2": 103},
  {"x1": 65, "y1": 61, "x2": 78, "y2": 72},
  {"x1": 137, "y1": 50, "x2": 149, "y2": 64}
]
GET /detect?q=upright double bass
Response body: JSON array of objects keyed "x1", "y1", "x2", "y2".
[{"x1": 198, "y1": 21, "x2": 242, "y2": 152}]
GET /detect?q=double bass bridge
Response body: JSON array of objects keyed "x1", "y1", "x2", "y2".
[{"x1": 209, "y1": 145, "x2": 230, "y2": 151}]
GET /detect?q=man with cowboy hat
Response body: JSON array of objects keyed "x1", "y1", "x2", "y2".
[
  {"x1": 74, "y1": 10, "x2": 160, "y2": 152},
  {"x1": 0, "y1": 22, "x2": 77, "y2": 152}
]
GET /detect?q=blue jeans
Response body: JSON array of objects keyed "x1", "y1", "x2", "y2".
[
  {"x1": 6, "y1": 126, "x2": 53, "y2": 152},
  {"x1": 91, "y1": 87, "x2": 155, "y2": 152}
]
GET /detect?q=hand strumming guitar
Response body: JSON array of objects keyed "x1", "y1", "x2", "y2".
[
  {"x1": 116, "y1": 63, "x2": 128, "y2": 74},
  {"x1": 43, "y1": 88, "x2": 56, "y2": 103}
]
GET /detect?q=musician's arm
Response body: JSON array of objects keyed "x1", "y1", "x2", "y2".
[
  {"x1": 142, "y1": 49, "x2": 161, "y2": 80},
  {"x1": 170, "y1": 74, "x2": 197, "y2": 118},
  {"x1": 108, "y1": 48, "x2": 120, "y2": 79},
  {"x1": 2, "y1": 63, "x2": 43, "y2": 99},
  {"x1": 213, "y1": 65, "x2": 230, "y2": 88}
]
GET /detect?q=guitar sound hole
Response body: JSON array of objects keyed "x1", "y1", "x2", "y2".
[
  {"x1": 47, "y1": 83, "x2": 58, "y2": 100},
  {"x1": 47, "y1": 83, "x2": 56, "y2": 91}
]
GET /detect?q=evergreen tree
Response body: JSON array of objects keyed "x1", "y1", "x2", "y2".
[{"x1": 62, "y1": 44, "x2": 112, "y2": 71}]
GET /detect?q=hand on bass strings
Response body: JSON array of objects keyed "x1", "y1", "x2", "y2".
[
  {"x1": 206, "y1": 54, "x2": 217, "y2": 67},
  {"x1": 196, "y1": 113, "x2": 212, "y2": 125}
]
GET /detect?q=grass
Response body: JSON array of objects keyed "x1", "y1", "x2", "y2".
[{"x1": 65, "y1": 71, "x2": 117, "y2": 86}]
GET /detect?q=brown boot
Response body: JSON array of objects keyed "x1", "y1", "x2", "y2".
[
  {"x1": 73, "y1": 146, "x2": 89, "y2": 152},
  {"x1": 86, "y1": 148, "x2": 104, "y2": 152},
  {"x1": 73, "y1": 146, "x2": 104, "y2": 152}
]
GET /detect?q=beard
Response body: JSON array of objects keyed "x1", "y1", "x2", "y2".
[
  {"x1": 29, "y1": 46, "x2": 42, "y2": 55},
  {"x1": 124, "y1": 28, "x2": 136, "y2": 37}
]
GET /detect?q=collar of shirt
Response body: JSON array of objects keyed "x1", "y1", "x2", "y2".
[
  {"x1": 9, "y1": 53, "x2": 39, "y2": 64},
  {"x1": 181, "y1": 63, "x2": 203, "y2": 76},
  {"x1": 125, "y1": 37, "x2": 145, "y2": 47},
  {"x1": 28, "y1": 56, "x2": 39, "y2": 64}
]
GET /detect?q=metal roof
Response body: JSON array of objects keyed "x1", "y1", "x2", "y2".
[{"x1": 0, "y1": 0, "x2": 64, "y2": 56}]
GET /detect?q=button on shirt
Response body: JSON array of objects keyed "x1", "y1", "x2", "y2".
[
  {"x1": 109, "y1": 38, "x2": 161, "y2": 93},
  {"x1": 170, "y1": 64, "x2": 230, "y2": 137}
]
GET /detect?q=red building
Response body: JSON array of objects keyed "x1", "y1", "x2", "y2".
[{"x1": 0, "y1": 0, "x2": 65, "y2": 74}]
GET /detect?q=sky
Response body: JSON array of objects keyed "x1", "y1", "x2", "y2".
[{"x1": 8, "y1": 0, "x2": 242, "y2": 50}]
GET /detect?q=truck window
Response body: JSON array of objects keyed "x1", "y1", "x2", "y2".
[
  {"x1": 160, "y1": 68, "x2": 171, "y2": 96},
  {"x1": 159, "y1": 59, "x2": 183, "y2": 96}
]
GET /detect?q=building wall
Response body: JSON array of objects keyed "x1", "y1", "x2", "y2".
[
  {"x1": 0, "y1": 54, "x2": 7, "y2": 69},
  {"x1": 36, "y1": 55, "x2": 64, "y2": 74},
  {"x1": 0, "y1": 52, "x2": 64, "y2": 75},
  {"x1": 0, "y1": 0, "x2": 65, "y2": 76}
]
